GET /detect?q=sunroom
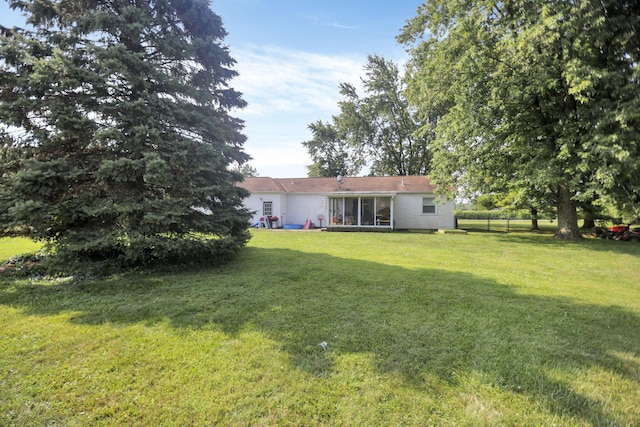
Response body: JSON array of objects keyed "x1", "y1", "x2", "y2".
[{"x1": 328, "y1": 195, "x2": 393, "y2": 229}]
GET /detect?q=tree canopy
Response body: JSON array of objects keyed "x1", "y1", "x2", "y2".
[
  {"x1": 303, "y1": 55, "x2": 432, "y2": 177},
  {"x1": 0, "y1": 0, "x2": 252, "y2": 267},
  {"x1": 302, "y1": 119, "x2": 361, "y2": 178},
  {"x1": 230, "y1": 161, "x2": 259, "y2": 178},
  {"x1": 400, "y1": 0, "x2": 640, "y2": 238}
]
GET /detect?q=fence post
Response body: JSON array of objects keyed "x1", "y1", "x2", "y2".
[{"x1": 507, "y1": 218, "x2": 510, "y2": 233}]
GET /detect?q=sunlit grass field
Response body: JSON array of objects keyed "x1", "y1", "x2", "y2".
[
  {"x1": 1, "y1": 229, "x2": 639, "y2": 425},
  {"x1": 0, "y1": 237, "x2": 41, "y2": 261}
]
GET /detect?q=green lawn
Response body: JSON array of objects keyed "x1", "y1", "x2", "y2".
[
  {"x1": 0, "y1": 237, "x2": 42, "y2": 261},
  {"x1": 1, "y1": 230, "x2": 639, "y2": 426}
]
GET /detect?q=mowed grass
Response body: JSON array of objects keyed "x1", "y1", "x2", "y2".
[
  {"x1": 1, "y1": 230, "x2": 639, "y2": 426},
  {"x1": 0, "y1": 237, "x2": 42, "y2": 261}
]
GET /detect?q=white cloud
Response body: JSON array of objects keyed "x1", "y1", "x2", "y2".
[
  {"x1": 227, "y1": 44, "x2": 410, "y2": 178},
  {"x1": 248, "y1": 140, "x2": 310, "y2": 178},
  {"x1": 300, "y1": 14, "x2": 359, "y2": 30},
  {"x1": 232, "y1": 45, "x2": 365, "y2": 117},
  {"x1": 323, "y1": 22, "x2": 359, "y2": 30},
  {"x1": 227, "y1": 44, "x2": 374, "y2": 178}
]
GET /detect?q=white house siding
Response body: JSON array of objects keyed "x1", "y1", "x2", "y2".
[
  {"x1": 244, "y1": 192, "x2": 455, "y2": 230},
  {"x1": 393, "y1": 194, "x2": 456, "y2": 229},
  {"x1": 244, "y1": 193, "x2": 287, "y2": 226},
  {"x1": 282, "y1": 194, "x2": 326, "y2": 226},
  {"x1": 239, "y1": 177, "x2": 455, "y2": 230}
]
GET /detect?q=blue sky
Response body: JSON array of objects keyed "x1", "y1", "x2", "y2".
[{"x1": 0, "y1": 0, "x2": 423, "y2": 177}]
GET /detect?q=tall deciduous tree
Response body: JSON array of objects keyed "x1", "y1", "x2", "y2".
[
  {"x1": 229, "y1": 161, "x2": 259, "y2": 178},
  {"x1": 337, "y1": 55, "x2": 432, "y2": 176},
  {"x1": 400, "y1": 0, "x2": 640, "y2": 239},
  {"x1": 0, "y1": 0, "x2": 251, "y2": 267},
  {"x1": 302, "y1": 55, "x2": 432, "y2": 177},
  {"x1": 302, "y1": 120, "x2": 361, "y2": 178}
]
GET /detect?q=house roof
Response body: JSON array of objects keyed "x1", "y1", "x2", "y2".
[{"x1": 238, "y1": 176, "x2": 436, "y2": 194}]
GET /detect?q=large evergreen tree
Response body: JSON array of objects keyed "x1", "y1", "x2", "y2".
[
  {"x1": 0, "y1": 0, "x2": 251, "y2": 267},
  {"x1": 400, "y1": 0, "x2": 640, "y2": 239}
]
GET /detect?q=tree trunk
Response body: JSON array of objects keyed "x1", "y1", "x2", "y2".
[
  {"x1": 580, "y1": 202, "x2": 597, "y2": 230},
  {"x1": 555, "y1": 184, "x2": 582, "y2": 239},
  {"x1": 530, "y1": 207, "x2": 540, "y2": 231},
  {"x1": 582, "y1": 218, "x2": 596, "y2": 230}
]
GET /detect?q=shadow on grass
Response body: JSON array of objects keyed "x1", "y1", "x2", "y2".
[{"x1": 2, "y1": 246, "x2": 639, "y2": 425}]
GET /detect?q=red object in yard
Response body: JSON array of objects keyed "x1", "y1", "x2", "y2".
[{"x1": 609, "y1": 225, "x2": 628, "y2": 233}]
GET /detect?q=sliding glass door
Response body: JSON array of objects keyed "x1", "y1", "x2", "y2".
[{"x1": 329, "y1": 196, "x2": 392, "y2": 228}]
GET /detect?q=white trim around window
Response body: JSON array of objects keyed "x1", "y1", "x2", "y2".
[{"x1": 422, "y1": 197, "x2": 436, "y2": 214}]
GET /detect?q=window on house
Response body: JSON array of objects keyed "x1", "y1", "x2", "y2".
[
  {"x1": 329, "y1": 196, "x2": 392, "y2": 227},
  {"x1": 263, "y1": 201, "x2": 273, "y2": 217},
  {"x1": 344, "y1": 198, "x2": 358, "y2": 225},
  {"x1": 330, "y1": 198, "x2": 344, "y2": 225},
  {"x1": 376, "y1": 197, "x2": 391, "y2": 225},
  {"x1": 422, "y1": 197, "x2": 436, "y2": 214},
  {"x1": 361, "y1": 198, "x2": 375, "y2": 225}
]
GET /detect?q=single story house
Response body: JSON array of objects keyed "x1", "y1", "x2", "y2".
[{"x1": 238, "y1": 176, "x2": 455, "y2": 231}]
